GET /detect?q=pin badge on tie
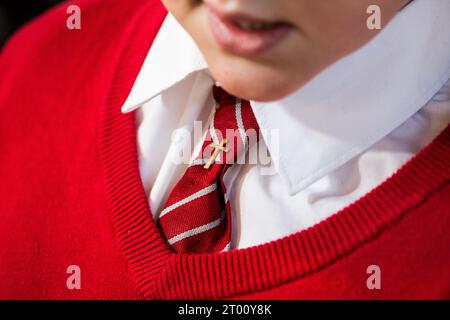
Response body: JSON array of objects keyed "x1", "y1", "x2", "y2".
[{"x1": 204, "y1": 139, "x2": 229, "y2": 169}]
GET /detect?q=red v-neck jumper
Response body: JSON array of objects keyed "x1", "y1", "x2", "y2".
[{"x1": 0, "y1": 0, "x2": 449, "y2": 300}]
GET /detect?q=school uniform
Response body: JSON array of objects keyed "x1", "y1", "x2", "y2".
[{"x1": 0, "y1": 0, "x2": 449, "y2": 299}]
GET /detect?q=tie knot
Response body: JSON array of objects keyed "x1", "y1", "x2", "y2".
[
  {"x1": 210, "y1": 85, "x2": 259, "y2": 139},
  {"x1": 212, "y1": 85, "x2": 239, "y2": 107}
]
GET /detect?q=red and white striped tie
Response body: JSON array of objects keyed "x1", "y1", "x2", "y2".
[{"x1": 157, "y1": 86, "x2": 260, "y2": 253}]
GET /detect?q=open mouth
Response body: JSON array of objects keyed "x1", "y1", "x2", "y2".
[
  {"x1": 205, "y1": 4, "x2": 293, "y2": 57},
  {"x1": 233, "y1": 20, "x2": 286, "y2": 32}
]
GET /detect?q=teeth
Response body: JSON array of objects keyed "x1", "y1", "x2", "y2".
[{"x1": 235, "y1": 20, "x2": 275, "y2": 31}]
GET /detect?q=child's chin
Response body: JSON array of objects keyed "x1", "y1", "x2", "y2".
[
  {"x1": 205, "y1": 50, "x2": 311, "y2": 102},
  {"x1": 214, "y1": 72, "x2": 304, "y2": 102}
]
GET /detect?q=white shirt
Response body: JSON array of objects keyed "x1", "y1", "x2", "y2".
[{"x1": 122, "y1": 0, "x2": 450, "y2": 249}]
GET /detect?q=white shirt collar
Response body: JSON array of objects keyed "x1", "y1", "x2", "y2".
[
  {"x1": 122, "y1": 0, "x2": 450, "y2": 195},
  {"x1": 122, "y1": 14, "x2": 211, "y2": 110}
]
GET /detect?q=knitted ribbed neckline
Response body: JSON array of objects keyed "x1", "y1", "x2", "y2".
[{"x1": 98, "y1": 1, "x2": 450, "y2": 300}]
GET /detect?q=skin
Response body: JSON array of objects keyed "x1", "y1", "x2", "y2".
[{"x1": 161, "y1": 0, "x2": 410, "y2": 101}]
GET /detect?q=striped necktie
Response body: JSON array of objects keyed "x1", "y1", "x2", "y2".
[{"x1": 157, "y1": 86, "x2": 260, "y2": 253}]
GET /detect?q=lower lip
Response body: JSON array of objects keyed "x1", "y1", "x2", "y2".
[{"x1": 206, "y1": 7, "x2": 292, "y2": 57}]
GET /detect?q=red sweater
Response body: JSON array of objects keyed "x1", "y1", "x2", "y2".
[{"x1": 0, "y1": 0, "x2": 449, "y2": 300}]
